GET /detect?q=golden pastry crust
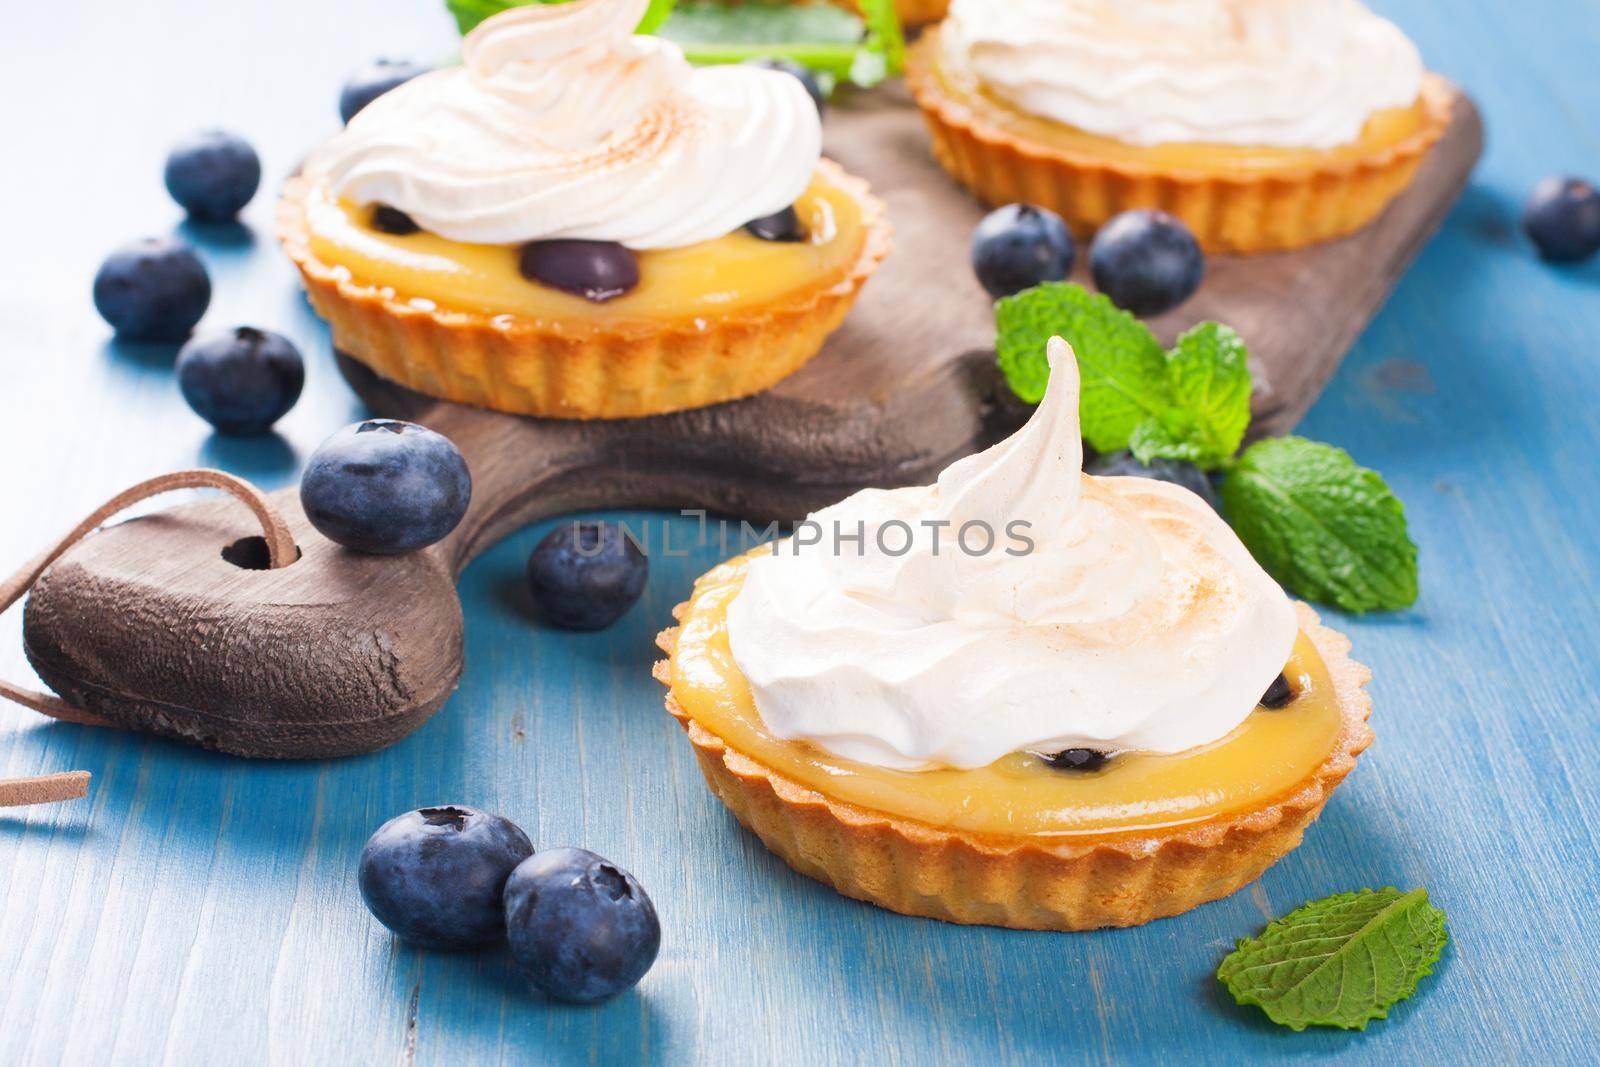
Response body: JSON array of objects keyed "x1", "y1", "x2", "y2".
[
  {"x1": 275, "y1": 160, "x2": 892, "y2": 420},
  {"x1": 906, "y1": 30, "x2": 1452, "y2": 253},
  {"x1": 655, "y1": 601, "x2": 1372, "y2": 931}
]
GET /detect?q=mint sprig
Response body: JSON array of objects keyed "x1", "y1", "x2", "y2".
[
  {"x1": 994, "y1": 282, "x2": 1419, "y2": 612},
  {"x1": 996, "y1": 284, "x2": 1169, "y2": 452},
  {"x1": 1218, "y1": 887, "x2": 1448, "y2": 1031},
  {"x1": 1139, "y1": 322, "x2": 1253, "y2": 467},
  {"x1": 1222, "y1": 437, "x2": 1418, "y2": 613},
  {"x1": 445, "y1": 0, "x2": 905, "y2": 88},
  {"x1": 447, "y1": 0, "x2": 676, "y2": 34}
]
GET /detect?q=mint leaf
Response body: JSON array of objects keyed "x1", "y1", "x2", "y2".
[
  {"x1": 1221, "y1": 436, "x2": 1418, "y2": 612},
  {"x1": 995, "y1": 284, "x2": 1169, "y2": 452},
  {"x1": 1128, "y1": 413, "x2": 1208, "y2": 466},
  {"x1": 854, "y1": 0, "x2": 906, "y2": 76},
  {"x1": 446, "y1": 0, "x2": 512, "y2": 33},
  {"x1": 637, "y1": 0, "x2": 677, "y2": 33},
  {"x1": 665, "y1": 1, "x2": 901, "y2": 86},
  {"x1": 1131, "y1": 322, "x2": 1252, "y2": 468},
  {"x1": 1218, "y1": 888, "x2": 1448, "y2": 1031},
  {"x1": 996, "y1": 287, "x2": 1250, "y2": 467},
  {"x1": 446, "y1": 0, "x2": 676, "y2": 35},
  {"x1": 444, "y1": 0, "x2": 901, "y2": 88}
]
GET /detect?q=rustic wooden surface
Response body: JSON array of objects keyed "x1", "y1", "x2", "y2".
[
  {"x1": 15, "y1": 69, "x2": 1479, "y2": 760},
  {"x1": 1, "y1": 0, "x2": 1597, "y2": 1064}
]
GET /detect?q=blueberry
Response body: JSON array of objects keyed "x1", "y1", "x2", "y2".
[
  {"x1": 1522, "y1": 176, "x2": 1600, "y2": 263},
  {"x1": 519, "y1": 240, "x2": 639, "y2": 302},
  {"x1": 1041, "y1": 748, "x2": 1109, "y2": 772},
  {"x1": 1090, "y1": 210, "x2": 1205, "y2": 317},
  {"x1": 1260, "y1": 673, "x2": 1294, "y2": 709},
  {"x1": 359, "y1": 806, "x2": 533, "y2": 950},
  {"x1": 745, "y1": 206, "x2": 804, "y2": 242},
  {"x1": 176, "y1": 326, "x2": 304, "y2": 435},
  {"x1": 504, "y1": 848, "x2": 661, "y2": 1004},
  {"x1": 526, "y1": 521, "x2": 648, "y2": 631},
  {"x1": 340, "y1": 59, "x2": 430, "y2": 124},
  {"x1": 1086, "y1": 450, "x2": 1220, "y2": 511},
  {"x1": 300, "y1": 420, "x2": 472, "y2": 555},
  {"x1": 371, "y1": 204, "x2": 421, "y2": 236},
  {"x1": 744, "y1": 57, "x2": 826, "y2": 117},
  {"x1": 971, "y1": 204, "x2": 1076, "y2": 299},
  {"x1": 92, "y1": 237, "x2": 211, "y2": 342},
  {"x1": 163, "y1": 130, "x2": 261, "y2": 222}
]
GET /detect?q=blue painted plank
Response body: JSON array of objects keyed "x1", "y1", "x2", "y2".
[{"x1": 1, "y1": 0, "x2": 1598, "y2": 1063}]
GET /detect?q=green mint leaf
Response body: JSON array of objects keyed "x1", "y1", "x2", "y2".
[
  {"x1": 446, "y1": 0, "x2": 513, "y2": 33},
  {"x1": 637, "y1": 0, "x2": 678, "y2": 34},
  {"x1": 1221, "y1": 436, "x2": 1418, "y2": 612},
  {"x1": 996, "y1": 287, "x2": 1248, "y2": 468},
  {"x1": 855, "y1": 0, "x2": 906, "y2": 76},
  {"x1": 1128, "y1": 413, "x2": 1208, "y2": 466},
  {"x1": 665, "y1": 2, "x2": 897, "y2": 86},
  {"x1": 446, "y1": 0, "x2": 676, "y2": 35},
  {"x1": 1156, "y1": 322, "x2": 1252, "y2": 466},
  {"x1": 443, "y1": 0, "x2": 897, "y2": 88},
  {"x1": 1218, "y1": 887, "x2": 1448, "y2": 1031},
  {"x1": 994, "y1": 283, "x2": 1169, "y2": 453}
]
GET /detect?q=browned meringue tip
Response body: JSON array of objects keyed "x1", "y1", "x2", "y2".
[
  {"x1": 655, "y1": 601, "x2": 1372, "y2": 931},
  {"x1": 905, "y1": 31, "x2": 1453, "y2": 254},
  {"x1": 275, "y1": 160, "x2": 892, "y2": 420}
]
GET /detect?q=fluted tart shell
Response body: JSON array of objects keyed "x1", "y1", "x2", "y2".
[
  {"x1": 276, "y1": 160, "x2": 891, "y2": 420},
  {"x1": 906, "y1": 30, "x2": 1452, "y2": 254},
  {"x1": 655, "y1": 601, "x2": 1372, "y2": 931}
]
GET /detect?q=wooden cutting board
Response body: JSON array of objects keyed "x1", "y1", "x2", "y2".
[{"x1": 18, "y1": 80, "x2": 1482, "y2": 759}]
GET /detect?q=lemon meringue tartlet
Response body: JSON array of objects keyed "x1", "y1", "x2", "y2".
[
  {"x1": 657, "y1": 339, "x2": 1372, "y2": 930},
  {"x1": 278, "y1": 0, "x2": 889, "y2": 419},
  {"x1": 907, "y1": 0, "x2": 1451, "y2": 253}
]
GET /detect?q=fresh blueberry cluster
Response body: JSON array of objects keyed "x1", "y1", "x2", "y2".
[
  {"x1": 89, "y1": 126, "x2": 312, "y2": 437},
  {"x1": 360, "y1": 807, "x2": 660, "y2": 1004},
  {"x1": 971, "y1": 203, "x2": 1205, "y2": 317},
  {"x1": 93, "y1": 57, "x2": 429, "y2": 419}
]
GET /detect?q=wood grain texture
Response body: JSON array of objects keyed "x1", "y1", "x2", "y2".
[
  {"x1": 1, "y1": 1, "x2": 1597, "y2": 1064},
  {"x1": 15, "y1": 77, "x2": 1479, "y2": 759}
]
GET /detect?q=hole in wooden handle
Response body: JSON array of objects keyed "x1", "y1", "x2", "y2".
[{"x1": 0, "y1": 469, "x2": 296, "y2": 804}]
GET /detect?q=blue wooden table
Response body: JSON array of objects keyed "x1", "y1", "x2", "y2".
[{"x1": 2, "y1": 1, "x2": 1597, "y2": 1063}]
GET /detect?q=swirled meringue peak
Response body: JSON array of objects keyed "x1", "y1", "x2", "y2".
[
  {"x1": 305, "y1": 0, "x2": 821, "y2": 248},
  {"x1": 725, "y1": 338, "x2": 1298, "y2": 771},
  {"x1": 941, "y1": 0, "x2": 1424, "y2": 149}
]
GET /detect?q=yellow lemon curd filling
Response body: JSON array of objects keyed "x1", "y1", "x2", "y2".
[
  {"x1": 301, "y1": 170, "x2": 867, "y2": 325},
  {"x1": 669, "y1": 554, "x2": 1343, "y2": 839},
  {"x1": 925, "y1": 38, "x2": 1429, "y2": 175}
]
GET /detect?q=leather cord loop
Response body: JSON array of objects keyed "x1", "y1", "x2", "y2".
[{"x1": 0, "y1": 470, "x2": 294, "y2": 805}]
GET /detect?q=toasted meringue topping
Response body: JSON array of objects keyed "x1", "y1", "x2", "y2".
[
  {"x1": 942, "y1": 0, "x2": 1424, "y2": 149},
  {"x1": 726, "y1": 338, "x2": 1298, "y2": 771},
  {"x1": 305, "y1": 0, "x2": 821, "y2": 248}
]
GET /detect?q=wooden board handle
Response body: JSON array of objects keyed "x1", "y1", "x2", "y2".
[{"x1": 0, "y1": 470, "x2": 295, "y2": 796}]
